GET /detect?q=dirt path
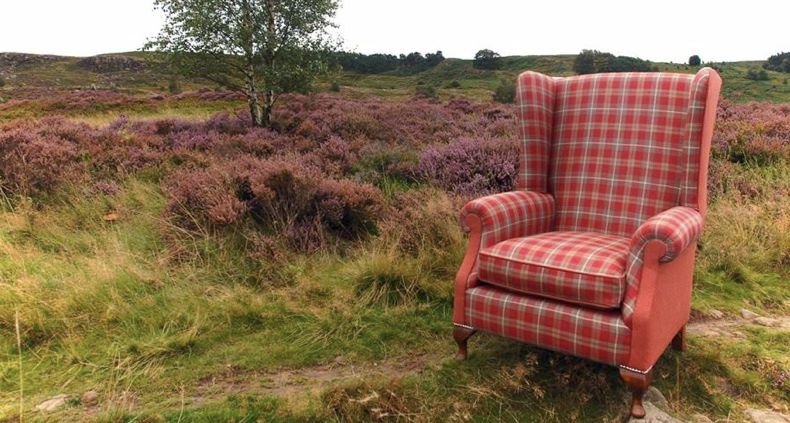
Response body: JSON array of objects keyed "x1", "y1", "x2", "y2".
[
  {"x1": 188, "y1": 352, "x2": 441, "y2": 406},
  {"x1": 687, "y1": 312, "x2": 790, "y2": 338}
]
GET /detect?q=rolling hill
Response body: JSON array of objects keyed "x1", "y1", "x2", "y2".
[{"x1": 2, "y1": 52, "x2": 790, "y2": 103}]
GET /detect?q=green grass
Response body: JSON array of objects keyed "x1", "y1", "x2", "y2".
[
  {"x1": 6, "y1": 52, "x2": 790, "y2": 105},
  {"x1": 1, "y1": 52, "x2": 789, "y2": 421},
  {"x1": 0, "y1": 159, "x2": 786, "y2": 421}
]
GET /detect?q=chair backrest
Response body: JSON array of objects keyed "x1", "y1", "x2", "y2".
[{"x1": 516, "y1": 68, "x2": 721, "y2": 237}]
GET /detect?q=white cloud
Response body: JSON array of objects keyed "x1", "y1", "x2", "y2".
[{"x1": 0, "y1": 0, "x2": 787, "y2": 63}]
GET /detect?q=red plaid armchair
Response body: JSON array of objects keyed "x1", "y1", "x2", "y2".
[{"x1": 453, "y1": 68, "x2": 721, "y2": 418}]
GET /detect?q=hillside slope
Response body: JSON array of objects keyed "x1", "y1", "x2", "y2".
[{"x1": 2, "y1": 52, "x2": 790, "y2": 103}]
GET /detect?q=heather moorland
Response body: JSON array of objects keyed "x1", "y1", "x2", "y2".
[{"x1": 0, "y1": 50, "x2": 788, "y2": 422}]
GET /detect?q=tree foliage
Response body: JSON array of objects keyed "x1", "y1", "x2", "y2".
[
  {"x1": 689, "y1": 55, "x2": 701, "y2": 66},
  {"x1": 764, "y1": 52, "x2": 790, "y2": 73},
  {"x1": 146, "y1": 0, "x2": 339, "y2": 127},
  {"x1": 573, "y1": 50, "x2": 656, "y2": 75},
  {"x1": 473, "y1": 49, "x2": 502, "y2": 70},
  {"x1": 334, "y1": 51, "x2": 444, "y2": 75}
]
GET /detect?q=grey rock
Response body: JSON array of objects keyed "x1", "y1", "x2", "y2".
[
  {"x1": 691, "y1": 413, "x2": 714, "y2": 423},
  {"x1": 36, "y1": 394, "x2": 68, "y2": 412},
  {"x1": 706, "y1": 309, "x2": 724, "y2": 319},
  {"x1": 82, "y1": 390, "x2": 99, "y2": 407},
  {"x1": 744, "y1": 408, "x2": 790, "y2": 423},
  {"x1": 627, "y1": 402, "x2": 682, "y2": 423},
  {"x1": 644, "y1": 386, "x2": 670, "y2": 411},
  {"x1": 753, "y1": 316, "x2": 790, "y2": 329},
  {"x1": 740, "y1": 309, "x2": 759, "y2": 319}
]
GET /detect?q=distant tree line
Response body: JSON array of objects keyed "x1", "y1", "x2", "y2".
[
  {"x1": 335, "y1": 51, "x2": 445, "y2": 74},
  {"x1": 764, "y1": 52, "x2": 790, "y2": 73},
  {"x1": 573, "y1": 50, "x2": 657, "y2": 75},
  {"x1": 473, "y1": 49, "x2": 502, "y2": 70}
]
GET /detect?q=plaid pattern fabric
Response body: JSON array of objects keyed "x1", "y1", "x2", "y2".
[
  {"x1": 516, "y1": 71, "x2": 556, "y2": 193},
  {"x1": 460, "y1": 191, "x2": 554, "y2": 250},
  {"x1": 622, "y1": 206, "x2": 703, "y2": 325},
  {"x1": 680, "y1": 69, "x2": 712, "y2": 208},
  {"x1": 478, "y1": 232, "x2": 629, "y2": 309},
  {"x1": 465, "y1": 285, "x2": 631, "y2": 365},
  {"x1": 550, "y1": 72, "x2": 695, "y2": 238}
]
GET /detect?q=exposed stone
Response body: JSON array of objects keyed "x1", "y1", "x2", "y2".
[
  {"x1": 753, "y1": 316, "x2": 790, "y2": 329},
  {"x1": 691, "y1": 413, "x2": 714, "y2": 423},
  {"x1": 77, "y1": 55, "x2": 145, "y2": 73},
  {"x1": 706, "y1": 309, "x2": 725, "y2": 319},
  {"x1": 740, "y1": 309, "x2": 760, "y2": 319},
  {"x1": 627, "y1": 402, "x2": 682, "y2": 423},
  {"x1": 36, "y1": 394, "x2": 68, "y2": 412},
  {"x1": 644, "y1": 386, "x2": 670, "y2": 411},
  {"x1": 82, "y1": 390, "x2": 99, "y2": 407},
  {"x1": 744, "y1": 408, "x2": 790, "y2": 423}
]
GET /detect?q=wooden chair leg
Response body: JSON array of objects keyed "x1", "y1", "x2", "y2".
[
  {"x1": 671, "y1": 326, "x2": 687, "y2": 352},
  {"x1": 620, "y1": 367, "x2": 653, "y2": 419},
  {"x1": 452, "y1": 326, "x2": 476, "y2": 360}
]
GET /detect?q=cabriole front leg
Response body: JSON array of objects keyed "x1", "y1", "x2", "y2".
[
  {"x1": 619, "y1": 367, "x2": 654, "y2": 418},
  {"x1": 452, "y1": 325, "x2": 476, "y2": 360}
]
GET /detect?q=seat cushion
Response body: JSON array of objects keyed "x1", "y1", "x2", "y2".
[
  {"x1": 465, "y1": 285, "x2": 631, "y2": 365},
  {"x1": 478, "y1": 231, "x2": 629, "y2": 308}
]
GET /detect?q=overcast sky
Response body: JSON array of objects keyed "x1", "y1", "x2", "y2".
[{"x1": 1, "y1": 0, "x2": 787, "y2": 63}]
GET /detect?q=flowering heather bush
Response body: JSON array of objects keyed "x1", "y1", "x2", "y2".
[
  {"x1": 0, "y1": 118, "x2": 86, "y2": 196},
  {"x1": 272, "y1": 94, "x2": 518, "y2": 146},
  {"x1": 713, "y1": 100, "x2": 790, "y2": 165},
  {"x1": 165, "y1": 156, "x2": 383, "y2": 252},
  {"x1": 417, "y1": 137, "x2": 520, "y2": 195},
  {"x1": 165, "y1": 166, "x2": 248, "y2": 230}
]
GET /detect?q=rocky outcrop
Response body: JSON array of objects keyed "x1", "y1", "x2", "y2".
[{"x1": 77, "y1": 55, "x2": 146, "y2": 73}]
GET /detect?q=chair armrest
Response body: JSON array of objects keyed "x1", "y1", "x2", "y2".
[
  {"x1": 460, "y1": 191, "x2": 554, "y2": 250},
  {"x1": 630, "y1": 206, "x2": 703, "y2": 263},
  {"x1": 453, "y1": 191, "x2": 554, "y2": 325},
  {"x1": 622, "y1": 207, "x2": 703, "y2": 326}
]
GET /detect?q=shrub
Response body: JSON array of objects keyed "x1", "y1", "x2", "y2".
[
  {"x1": 0, "y1": 119, "x2": 86, "y2": 197},
  {"x1": 164, "y1": 156, "x2": 384, "y2": 252},
  {"x1": 689, "y1": 55, "x2": 702, "y2": 66},
  {"x1": 414, "y1": 84, "x2": 437, "y2": 99},
  {"x1": 746, "y1": 68, "x2": 770, "y2": 81},
  {"x1": 417, "y1": 137, "x2": 519, "y2": 195},
  {"x1": 473, "y1": 49, "x2": 502, "y2": 70},
  {"x1": 493, "y1": 79, "x2": 516, "y2": 104},
  {"x1": 165, "y1": 166, "x2": 248, "y2": 230},
  {"x1": 446, "y1": 80, "x2": 461, "y2": 89},
  {"x1": 304, "y1": 136, "x2": 355, "y2": 176},
  {"x1": 329, "y1": 81, "x2": 340, "y2": 92},
  {"x1": 315, "y1": 179, "x2": 383, "y2": 238}
]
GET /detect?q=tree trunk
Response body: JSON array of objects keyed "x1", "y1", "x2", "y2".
[
  {"x1": 262, "y1": 89, "x2": 274, "y2": 128},
  {"x1": 248, "y1": 93, "x2": 264, "y2": 127}
]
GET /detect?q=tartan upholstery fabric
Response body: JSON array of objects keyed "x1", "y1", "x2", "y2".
[
  {"x1": 622, "y1": 206, "x2": 703, "y2": 325},
  {"x1": 465, "y1": 285, "x2": 631, "y2": 365},
  {"x1": 478, "y1": 232, "x2": 629, "y2": 309},
  {"x1": 516, "y1": 71, "x2": 556, "y2": 193},
  {"x1": 550, "y1": 72, "x2": 695, "y2": 238},
  {"x1": 460, "y1": 191, "x2": 554, "y2": 250},
  {"x1": 680, "y1": 70, "x2": 713, "y2": 208}
]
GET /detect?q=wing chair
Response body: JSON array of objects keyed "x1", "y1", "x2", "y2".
[{"x1": 452, "y1": 68, "x2": 721, "y2": 418}]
